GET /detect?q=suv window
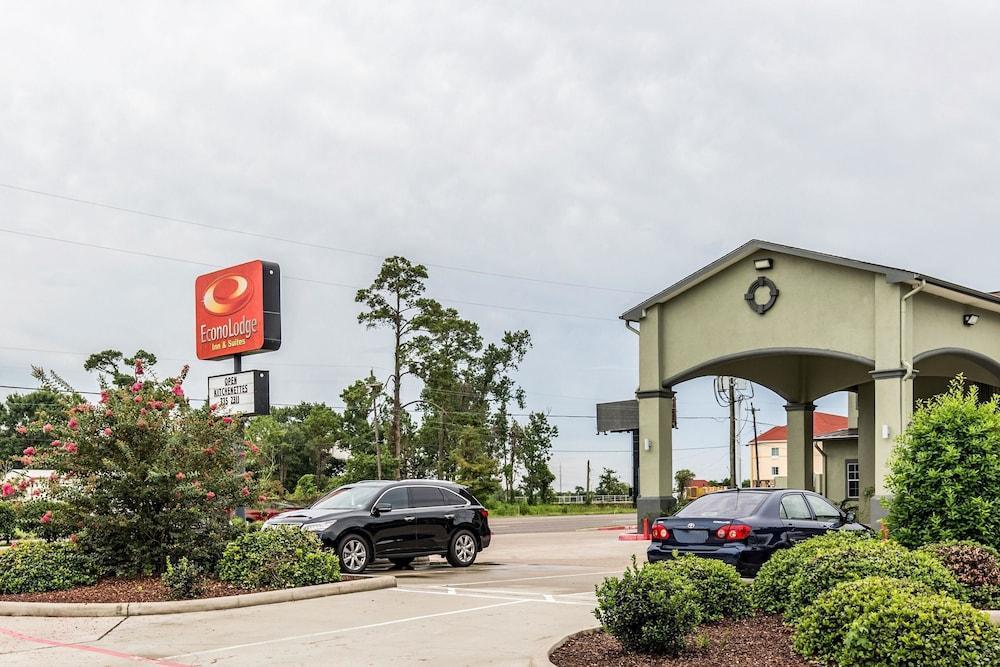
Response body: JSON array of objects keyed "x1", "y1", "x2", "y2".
[
  {"x1": 410, "y1": 486, "x2": 446, "y2": 508},
  {"x1": 441, "y1": 488, "x2": 468, "y2": 506},
  {"x1": 806, "y1": 494, "x2": 842, "y2": 522},
  {"x1": 378, "y1": 487, "x2": 410, "y2": 510},
  {"x1": 779, "y1": 494, "x2": 812, "y2": 520}
]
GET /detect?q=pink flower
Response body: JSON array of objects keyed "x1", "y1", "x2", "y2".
[
  {"x1": 40, "y1": 511, "x2": 52, "y2": 524},
  {"x1": 222, "y1": 416, "x2": 233, "y2": 424},
  {"x1": 134, "y1": 395, "x2": 142, "y2": 403},
  {"x1": 131, "y1": 381, "x2": 143, "y2": 393},
  {"x1": 69, "y1": 533, "x2": 78, "y2": 543},
  {"x1": 205, "y1": 491, "x2": 216, "y2": 500},
  {"x1": 17, "y1": 480, "x2": 28, "y2": 491},
  {"x1": 103, "y1": 427, "x2": 113, "y2": 437},
  {"x1": 67, "y1": 418, "x2": 79, "y2": 430},
  {"x1": 239, "y1": 451, "x2": 247, "y2": 458},
  {"x1": 240, "y1": 487, "x2": 250, "y2": 497},
  {"x1": 171, "y1": 384, "x2": 184, "y2": 397},
  {"x1": 15, "y1": 425, "x2": 27, "y2": 435},
  {"x1": 1, "y1": 483, "x2": 14, "y2": 497},
  {"x1": 99, "y1": 391, "x2": 109, "y2": 404},
  {"x1": 23, "y1": 447, "x2": 35, "y2": 456},
  {"x1": 175, "y1": 472, "x2": 186, "y2": 480},
  {"x1": 258, "y1": 495, "x2": 267, "y2": 502},
  {"x1": 250, "y1": 444, "x2": 260, "y2": 454},
  {"x1": 51, "y1": 440, "x2": 61, "y2": 448},
  {"x1": 42, "y1": 423, "x2": 53, "y2": 433},
  {"x1": 64, "y1": 442, "x2": 78, "y2": 454},
  {"x1": 134, "y1": 359, "x2": 144, "y2": 375},
  {"x1": 152, "y1": 400, "x2": 164, "y2": 410},
  {"x1": 31, "y1": 488, "x2": 41, "y2": 497},
  {"x1": 140, "y1": 408, "x2": 148, "y2": 415},
  {"x1": 105, "y1": 409, "x2": 113, "y2": 417},
  {"x1": 210, "y1": 403, "x2": 218, "y2": 412},
  {"x1": 202, "y1": 447, "x2": 215, "y2": 456}
]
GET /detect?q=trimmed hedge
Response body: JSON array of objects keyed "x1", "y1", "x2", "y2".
[
  {"x1": 920, "y1": 540, "x2": 1000, "y2": 609},
  {"x1": 751, "y1": 531, "x2": 869, "y2": 613},
  {"x1": 792, "y1": 576, "x2": 934, "y2": 663},
  {"x1": 218, "y1": 527, "x2": 340, "y2": 590},
  {"x1": 785, "y1": 539, "x2": 961, "y2": 618},
  {"x1": 0, "y1": 502, "x2": 15, "y2": 543},
  {"x1": 594, "y1": 557, "x2": 701, "y2": 655},
  {"x1": 0, "y1": 541, "x2": 98, "y2": 594},
  {"x1": 659, "y1": 556, "x2": 751, "y2": 622},
  {"x1": 840, "y1": 593, "x2": 1000, "y2": 666}
]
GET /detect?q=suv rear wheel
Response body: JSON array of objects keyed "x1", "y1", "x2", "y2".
[
  {"x1": 446, "y1": 529, "x2": 478, "y2": 568},
  {"x1": 337, "y1": 535, "x2": 371, "y2": 574}
]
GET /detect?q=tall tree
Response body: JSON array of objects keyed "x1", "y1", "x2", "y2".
[
  {"x1": 596, "y1": 467, "x2": 630, "y2": 496},
  {"x1": 356, "y1": 257, "x2": 441, "y2": 479},
  {"x1": 519, "y1": 412, "x2": 558, "y2": 503}
]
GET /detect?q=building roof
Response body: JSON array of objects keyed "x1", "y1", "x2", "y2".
[
  {"x1": 749, "y1": 412, "x2": 849, "y2": 444},
  {"x1": 621, "y1": 240, "x2": 1000, "y2": 321},
  {"x1": 814, "y1": 427, "x2": 859, "y2": 441}
]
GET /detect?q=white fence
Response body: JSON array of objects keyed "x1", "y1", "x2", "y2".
[{"x1": 512, "y1": 494, "x2": 634, "y2": 505}]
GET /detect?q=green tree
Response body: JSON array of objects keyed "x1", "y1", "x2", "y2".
[
  {"x1": 886, "y1": 377, "x2": 1000, "y2": 549},
  {"x1": 356, "y1": 257, "x2": 443, "y2": 479},
  {"x1": 451, "y1": 425, "x2": 500, "y2": 501},
  {"x1": 1, "y1": 389, "x2": 74, "y2": 463},
  {"x1": 596, "y1": 468, "x2": 630, "y2": 496},
  {"x1": 519, "y1": 413, "x2": 557, "y2": 503},
  {"x1": 675, "y1": 468, "x2": 695, "y2": 501},
  {"x1": 83, "y1": 349, "x2": 158, "y2": 388}
]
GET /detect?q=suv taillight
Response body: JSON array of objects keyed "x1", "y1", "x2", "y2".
[
  {"x1": 651, "y1": 524, "x2": 670, "y2": 540},
  {"x1": 479, "y1": 509, "x2": 489, "y2": 518},
  {"x1": 715, "y1": 524, "x2": 752, "y2": 541}
]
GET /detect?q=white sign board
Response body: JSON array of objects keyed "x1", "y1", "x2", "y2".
[{"x1": 207, "y1": 370, "x2": 270, "y2": 417}]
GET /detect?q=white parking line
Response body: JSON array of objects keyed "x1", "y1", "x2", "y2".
[
  {"x1": 395, "y1": 587, "x2": 594, "y2": 606},
  {"x1": 164, "y1": 599, "x2": 529, "y2": 660},
  {"x1": 443, "y1": 569, "x2": 623, "y2": 587}
]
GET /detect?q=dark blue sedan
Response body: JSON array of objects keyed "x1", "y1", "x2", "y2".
[{"x1": 646, "y1": 488, "x2": 872, "y2": 576}]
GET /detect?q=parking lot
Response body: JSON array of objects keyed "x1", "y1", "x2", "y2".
[{"x1": 0, "y1": 515, "x2": 645, "y2": 666}]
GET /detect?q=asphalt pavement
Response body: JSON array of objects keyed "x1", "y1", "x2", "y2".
[
  {"x1": 0, "y1": 513, "x2": 647, "y2": 666},
  {"x1": 488, "y1": 512, "x2": 635, "y2": 534}
]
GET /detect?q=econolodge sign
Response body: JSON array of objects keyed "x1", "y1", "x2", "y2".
[{"x1": 194, "y1": 260, "x2": 281, "y2": 360}]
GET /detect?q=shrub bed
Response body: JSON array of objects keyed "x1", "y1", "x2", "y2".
[
  {"x1": 785, "y1": 539, "x2": 961, "y2": 618},
  {"x1": 751, "y1": 531, "x2": 869, "y2": 613},
  {"x1": 659, "y1": 556, "x2": 750, "y2": 622},
  {"x1": 920, "y1": 540, "x2": 1000, "y2": 609},
  {"x1": 0, "y1": 502, "x2": 15, "y2": 542},
  {"x1": 0, "y1": 541, "x2": 98, "y2": 594},
  {"x1": 594, "y1": 558, "x2": 701, "y2": 655},
  {"x1": 840, "y1": 593, "x2": 1000, "y2": 666},
  {"x1": 218, "y1": 527, "x2": 340, "y2": 590},
  {"x1": 792, "y1": 576, "x2": 934, "y2": 663}
]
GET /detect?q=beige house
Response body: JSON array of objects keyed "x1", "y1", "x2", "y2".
[{"x1": 619, "y1": 240, "x2": 1000, "y2": 523}]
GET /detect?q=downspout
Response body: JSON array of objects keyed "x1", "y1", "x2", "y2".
[
  {"x1": 625, "y1": 320, "x2": 640, "y2": 335},
  {"x1": 813, "y1": 442, "x2": 827, "y2": 497},
  {"x1": 900, "y1": 280, "x2": 926, "y2": 381}
]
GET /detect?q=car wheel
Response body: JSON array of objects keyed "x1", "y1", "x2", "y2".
[
  {"x1": 337, "y1": 535, "x2": 371, "y2": 574},
  {"x1": 389, "y1": 557, "x2": 415, "y2": 568},
  {"x1": 446, "y1": 530, "x2": 478, "y2": 568}
]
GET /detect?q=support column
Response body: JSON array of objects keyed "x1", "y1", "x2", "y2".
[
  {"x1": 856, "y1": 382, "x2": 876, "y2": 524},
  {"x1": 785, "y1": 402, "x2": 815, "y2": 490},
  {"x1": 637, "y1": 389, "x2": 675, "y2": 522},
  {"x1": 871, "y1": 369, "x2": 913, "y2": 522}
]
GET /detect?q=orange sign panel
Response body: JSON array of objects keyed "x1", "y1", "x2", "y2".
[{"x1": 195, "y1": 260, "x2": 281, "y2": 360}]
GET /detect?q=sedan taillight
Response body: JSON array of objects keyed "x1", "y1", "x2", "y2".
[
  {"x1": 715, "y1": 523, "x2": 752, "y2": 541},
  {"x1": 651, "y1": 524, "x2": 670, "y2": 540}
]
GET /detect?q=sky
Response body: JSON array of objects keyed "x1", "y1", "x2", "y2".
[{"x1": 2, "y1": 2, "x2": 999, "y2": 490}]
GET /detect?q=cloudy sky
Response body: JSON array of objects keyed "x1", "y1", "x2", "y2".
[{"x1": 2, "y1": 2, "x2": 999, "y2": 490}]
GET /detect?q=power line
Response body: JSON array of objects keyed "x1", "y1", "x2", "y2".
[
  {"x1": 0, "y1": 182, "x2": 649, "y2": 295},
  {"x1": 0, "y1": 226, "x2": 618, "y2": 322}
]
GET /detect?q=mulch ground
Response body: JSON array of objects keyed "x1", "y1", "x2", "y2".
[
  {"x1": 0, "y1": 575, "x2": 363, "y2": 604},
  {"x1": 550, "y1": 614, "x2": 813, "y2": 667}
]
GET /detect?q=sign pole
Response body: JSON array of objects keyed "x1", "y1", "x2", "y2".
[{"x1": 233, "y1": 353, "x2": 245, "y2": 519}]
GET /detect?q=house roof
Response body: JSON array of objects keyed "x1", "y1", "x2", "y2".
[
  {"x1": 814, "y1": 427, "x2": 859, "y2": 441},
  {"x1": 621, "y1": 240, "x2": 1000, "y2": 321},
  {"x1": 749, "y1": 412, "x2": 849, "y2": 444}
]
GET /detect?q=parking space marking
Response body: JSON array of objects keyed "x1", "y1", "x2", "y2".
[
  {"x1": 0, "y1": 626, "x2": 190, "y2": 666},
  {"x1": 395, "y1": 587, "x2": 594, "y2": 606},
  {"x1": 442, "y1": 569, "x2": 623, "y2": 587},
  {"x1": 164, "y1": 599, "x2": 530, "y2": 660}
]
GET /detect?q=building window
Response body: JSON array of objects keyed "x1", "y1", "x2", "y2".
[
  {"x1": 846, "y1": 460, "x2": 860, "y2": 499},
  {"x1": 771, "y1": 466, "x2": 780, "y2": 476},
  {"x1": 770, "y1": 447, "x2": 780, "y2": 457}
]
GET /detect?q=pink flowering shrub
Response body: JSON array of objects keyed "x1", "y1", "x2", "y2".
[{"x1": 15, "y1": 353, "x2": 264, "y2": 575}]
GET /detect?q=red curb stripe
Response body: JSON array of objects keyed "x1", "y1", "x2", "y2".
[{"x1": 0, "y1": 626, "x2": 191, "y2": 666}]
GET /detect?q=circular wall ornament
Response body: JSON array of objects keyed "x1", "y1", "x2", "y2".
[{"x1": 745, "y1": 276, "x2": 779, "y2": 315}]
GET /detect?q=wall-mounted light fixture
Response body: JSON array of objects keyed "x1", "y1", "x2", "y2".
[
  {"x1": 644, "y1": 438, "x2": 652, "y2": 451},
  {"x1": 881, "y1": 424, "x2": 891, "y2": 439},
  {"x1": 963, "y1": 313, "x2": 980, "y2": 326},
  {"x1": 754, "y1": 258, "x2": 774, "y2": 270}
]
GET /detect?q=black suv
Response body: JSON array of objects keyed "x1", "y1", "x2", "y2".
[{"x1": 263, "y1": 479, "x2": 492, "y2": 574}]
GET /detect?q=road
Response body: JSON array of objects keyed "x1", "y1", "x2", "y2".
[
  {"x1": 488, "y1": 512, "x2": 635, "y2": 534},
  {"x1": 0, "y1": 514, "x2": 647, "y2": 666}
]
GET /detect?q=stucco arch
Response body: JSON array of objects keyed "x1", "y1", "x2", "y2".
[{"x1": 913, "y1": 347, "x2": 1000, "y2": 391}]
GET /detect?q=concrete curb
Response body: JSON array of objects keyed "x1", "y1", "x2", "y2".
[
  {"x1": 988, "y1": 610, "x2": 1000, "y2": 626},
  {"x1": 545, "y1": 626, "x2": 601, "y2": 665},
  {"x1": 0, "y1": 575, "x2": 396, "y2": 617}
]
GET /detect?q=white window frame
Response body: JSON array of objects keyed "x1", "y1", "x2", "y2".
[
  {"x1": 770, "y1": 447, "x2": 780, "y2": 457},
  {"x1": 771, "y1": 466, "x2": 780, "y2": 476},
  {"x1": 846, "y1": 460, "x2": 860, "y2": 500}
]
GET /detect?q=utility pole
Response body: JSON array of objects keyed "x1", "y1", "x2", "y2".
[
  {"x1": 367, "y1": 370, "x2": 382, "y2": 480},
  {"x1": 749, "y1": 403, "x2": 761, "y2": 488},
  {"x1": 729, "y1": 378, "x2": 737, "y2": 489},
  {"x1": 586, "y1": 459, "x2": 591, "y2": 502},
  {"x1": 559, "y1": 463, "x2": 562, "y2": 494}
]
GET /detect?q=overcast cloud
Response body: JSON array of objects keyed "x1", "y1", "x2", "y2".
[{"x1": 2, "y1": 2, "x2": 999, "y2": 489}]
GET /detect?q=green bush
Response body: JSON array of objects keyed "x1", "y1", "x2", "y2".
[
  {"x1": 886, "y1": 379, "x2": 1000, "y2": 550},
  {"x1": 751, "y1": 531, "x2": 869, "y2": 613},
  {"x1": 840, "y1": 593, "x2": 1000, "y2": 667},
  {"x1": 920, "y1": 540, "x2": 1000, "y2": 609},
  {"x1": 160, "y1": 557, "x2": 205, "y2": 600},
  {"x1": 659, "y1": 556, "x2": 750, "y2": 622},
  {"x1": 14, "y1": 499, "x2": 77, "y2": 541},
  {"x1": 0, "y1": 541, "x2": 98, "y2": 594},
  {"x1": 793, "y1": 576, "x2": 934, "y2": 663},
  {"x1": 593, "y1": 557, "x2": 701, "y2": 655},
  {"x1": 0, "y1": 502, "x2": 16, "y2": 542},
  {"x1": 786, "y1": 539, "x2": 961, "y2": 618},
  {"x1": 218, "y1": 527, "x2": 340, "y2": 590}
]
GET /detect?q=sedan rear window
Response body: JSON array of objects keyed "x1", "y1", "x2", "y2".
[{"x1": 675, "y1": 492, "x2": 766, "y2": 518}]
